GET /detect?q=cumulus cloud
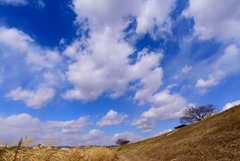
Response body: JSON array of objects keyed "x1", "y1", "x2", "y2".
[
  {"x1": 0, "y1": 113, "x2": 89, "y2": 145},
  {"x1": 62, "y1": 29, "x2": 163, "y2": 103},
  {"x1": 46, "y1": 116, "x2": 88, "y2": 134},
  {"x1": 136, "y1": 0, "x2": 175, "y2": 34},
  {"x1": 196, "y1": 44, "x2": 240, "y2": 88},
  {"x1": 6, "y1": 87, "x2": 55, "y2": 109},
  {"x1": 0, "y1": 113, "x2": 41, "y2": 143},
  {"x1": 72, "y1": 0, "x2": 175, "y2": 34},
  {"x1": 132, "y1": 89, "x2": 186, "y2": 133},
  {"x1": 131, "y1": 117, "x2": 155, "y2": 133},
  {"x1": 183, "y1": 0, "x2": 240, "y2": 41},
  {"x1": 72, "y1": 0, "x2": 140, "y2": 31},
  {"x1": 0, "y1": 27, "x2": 63, "y2": 108},
  {"x1": 0, "y1": 26, "x2": 33, "y2": 52},
  {"x1": 181, "y1": 65, "x2": 192, "y2": 74},
  {"x1": 62, "y1": 0, "x2": 178, "y2": 104},
  {"x1": 96, "y1": 110, "x2": 128, "y2": 127},
  {"x1": 62, "y1": 0, "x2": 176, "y2": 103},
  {"x1": 222, "y1": 100, "x2": 240, "y2": 111},
  {"x1": 195, "y1": 75, "x2": 219, "y2": 88},
  {"x1": 0, "y1": 113, "x2": 144, "y2": 146},
  {"x1": 79, "y1": 129, "x2": 111, "y2": 145}
]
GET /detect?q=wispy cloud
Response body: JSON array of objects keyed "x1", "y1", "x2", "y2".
[
  {"x1": 196, "y1": 44, "x2": 240, "y2": 88},
  {"x1": 0, "y1": 0, "x2": 45, "y2": 8}
]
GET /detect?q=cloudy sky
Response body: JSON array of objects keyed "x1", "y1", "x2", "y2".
[{"x1": 0, "y1": 0, "x2": 240, "y2": 146}]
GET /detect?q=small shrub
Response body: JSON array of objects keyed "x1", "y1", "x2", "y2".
[{"x1": 116, "y1": 138, "x2": 130, "y2": 145}]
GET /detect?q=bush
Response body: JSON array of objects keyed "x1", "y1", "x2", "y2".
[{"x1": 116, "y1": 139, "x2": 130, "y2": 145}]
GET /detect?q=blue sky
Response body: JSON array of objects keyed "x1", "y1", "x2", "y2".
[{"x1": 0, "y1": 0, "x2": 240, "y2": 146}]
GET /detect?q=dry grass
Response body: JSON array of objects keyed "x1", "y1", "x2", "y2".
[
  {"x1": 114, "y1": 104, "x2": 240, "y2": 161},
  {"x1": 0, "y1": 138, "x2": 118, "y2": 161},
  {"x1": 1, "y1": 105, "x2": 240, "y2": 161}
]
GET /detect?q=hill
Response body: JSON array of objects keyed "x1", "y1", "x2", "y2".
[{"x1": 114, "y1": 104, "x2": 240, "y2": 161}]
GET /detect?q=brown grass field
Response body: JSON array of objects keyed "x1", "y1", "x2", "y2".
[
  {"x1": 1, "y1": 105, "x2": 240, "y2": 161},
  {"x1": 0, "y1": 143, "x2": 118, "y2": 161},
  {"x1": 113, "y1": 104, "x2": 240, "y2": 161}
]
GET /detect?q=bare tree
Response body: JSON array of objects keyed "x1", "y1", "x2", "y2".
[
  {"x1": 116, "y1": 138, "x2": 130, "y2": 145},
  {"x1": 180, "y1": 104, "x2": 217, "y2": 124}
]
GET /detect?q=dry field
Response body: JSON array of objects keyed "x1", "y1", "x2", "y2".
[
  {"x1": 0, "y1": 138, "x2": 118, "y2": 161},
  {"x1": 114, "y1": 104, "x2": 240, "y2": 161},
  {"x1": 1, "y1": 105, "x2": 240, "y2": 161}
]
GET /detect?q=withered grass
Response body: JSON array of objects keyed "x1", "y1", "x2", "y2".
[
  {"x1": 113, "y1": 105, "x2": 240, "y2": 161},
  {"x1": 1, "y1": 105, "x2": 240, "y2": 161},
  {"x1": 0, "y1": 138, "x2": 118, "y2": 161}
]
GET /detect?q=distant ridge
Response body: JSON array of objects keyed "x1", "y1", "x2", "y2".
[{"x1": 114, "y1": 104, "x2": 240, "y2": 161}]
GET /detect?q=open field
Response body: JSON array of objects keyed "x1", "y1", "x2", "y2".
[
  {"x1": 113, "y1": 104, "x2": 240, "y2": 161},
  {"x1": 1, "y1": 105, "x2": 240, "y2": 161},
  {"x1": 0, "y1": 142, "x2": 118, "y2": 161}
]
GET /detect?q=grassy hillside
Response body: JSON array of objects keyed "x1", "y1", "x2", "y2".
[{"x1": 114, "y1": 105, "x2": 240, "y2": 161}]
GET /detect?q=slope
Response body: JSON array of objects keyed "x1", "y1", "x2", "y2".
[{"x1": 114, "y1": 104, "x2": 240, "y2": 161}]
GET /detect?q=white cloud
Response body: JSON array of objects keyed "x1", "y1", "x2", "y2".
[
  {"x1": 59, "y1": 38, "x2": 65, "y2": 45},
  {"x1": 183, "y1": 0, "x2": 240, "y2": 90},
  {"x1": 0, "y1": 27, "x2": 63, "y2": 108},
  {"x1": 222, "y1": 100, "x2": 240, "y2": 111},
  {"x1": 72, "y1": 0, "x2": 175, "y2": 35},
  {"x1": 63, "y1": 0, "x2": 177, "y2": 103},
  {"x1": 196, "y1": 44, "x2": 240, "y2": 88},
  {"x1": 0, "y1": 113, "x2": 41, "y2": 143},
  {"x1": 0, "y1": 26, "x2": 33, "y2": 52},
  {"x1": 131, "y1": 49, "x2": 163, "y2": 104},
  {"x1": 136, "y1": 0, "x2": 175, "y2": 34},
  {"x1": 109, "y1": 91, "x2": 125, "y2": 99},
  {"x1": 46, "y1": 116, "x2": 88, "y2": 134},
  {"x1": 62, "y1": 28, "x2": 163, "y2": 103},
  {"x1": 79, "y1": 129, "x2": 111, "y2": 145},
  {"x1": 96, "y1": 110, "x2": 128, "y2": 127},
  {"x1": 72, "y1": 0, "x2": 141, "y2": 30},
  {"x1": 154, "y1": 129, "x2": 172, "y2": 137},
  {"x1": 213, "y1": 44, "x2": 240, "y2": 73},
  {"x1": 0, "y1": 112, "x2": 146, "y2": 146},
  {"x1": 0, "y1": 0, "x2": 27, "y2": 6},
  {"x1": 37, "y1": 0, "x2": 45, "y2": 8},
  {"x1": 183, "y1": 0, "x2": 240, "y2": 42},
  {"x1": 143, "y1": 89, "x2": 186, "y2": 120},
  {"x1": 195, "y1": 75, "x2": 219, "y2": 88},
  {"x1": 112, "y1": 131, "x2": 144, "y2": 143},
  {"x1": 132, "y1": 89, "x2": 186, "y2": 133},
  {"x1": 181, "y1": 65, "x2": 192, "y2": 74},
  {"x1": 0, "y1": 27, "x2": 61, "y2": 71},
  {"x1": 131, "y1": 117, "x2": 155, "y2": 133},
  {"x1": 6, "y1": 87, "x2": 55, "y2": 109},
  {"x1": 0, "y1": 113, "x2": 89, "y2": 145},
  {"x1": 0, "y1": 0, "x2": 45, "y2": 7}
]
